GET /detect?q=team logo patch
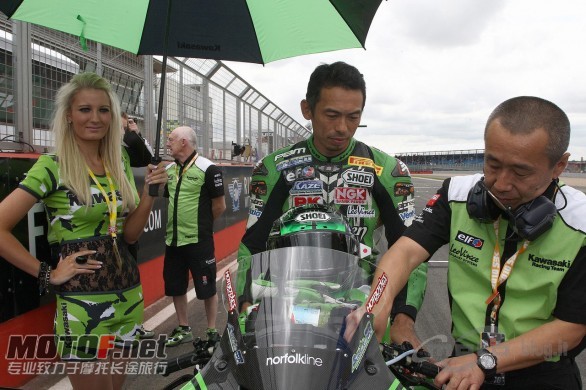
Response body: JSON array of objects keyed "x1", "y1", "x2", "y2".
[
  {"x1": 342, "y1": 169, "x2": 374, "y2": 187},
  {"x1": 316, "y1": 164, "x2": 341, "y2": 173},
  {"x1": 391, "y1": 159, "x2": 410, "y2": 177},
  {"x1": 289, "y1": 180, "x2": 323, "y2": 195},
  {"x1": 426, "y1": 194, "x2": 441, "y2": 207},
  {"x1": 295, "y1": 211, "x2": 331, "y2": 223},
  {"x1": 213, "y1": 173, "x2": 223, "y2": 188},
  {"x1": 394, "y1": 182, "x2": 414, "y2": 197},
  {"x1": 284, "y1": 165, "x2": 316, "y2": 183},
  {"x1": 274, "y1": 147, "x2": 306, "y2": 161},
  {"x1": 292, "y1": 195, "x2": 323, "y2": 207},
  {"x1": 351, "y1": 225, "x2": 368, "y2": 240},
  {"x1": 456, "y1": 231, "x2": 484, "y2": 249},
  {"x1": 252, "y1": 160, "x2": 268, "y2": 176},
  {"x1": 276, "y1": 155, "x2": 312, "y2": 171},
  {"x1": 346, "y1": 205, "x2": 376, "y2": 218},
  {"x1": 228, "y1": 179, "x2": 242, "y2": 211},
  {"x1": 250, "y1": 180, "x2": 267, "y2": 196},
  {"x1": 250, "y1": 198, "x2": 264, "y2": 208},
  {"x1": 397, "y1": 199, "x2": 415, "y2": 213},
  {"x1": 348, "y1": 156, "x2": 383, "y2": 175},
  {"x1": 334, "y1": 187, "x2": 367, "y2": 204}
]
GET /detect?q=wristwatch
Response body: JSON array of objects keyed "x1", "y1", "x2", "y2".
[{"x1": 475, "y1": 348, "x2": 497, "y2": 379}]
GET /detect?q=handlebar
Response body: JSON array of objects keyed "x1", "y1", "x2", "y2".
[
  {"x1": 382, "y1": 342, "x2": 441, "y2": 390},
  {"x1": 159, "y1": 338, "x2": 215, "y2": 377}
]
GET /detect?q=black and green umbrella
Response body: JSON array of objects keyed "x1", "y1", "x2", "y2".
[{"x1": 1, "y1": 0, "x2": 383, "y2": 164}]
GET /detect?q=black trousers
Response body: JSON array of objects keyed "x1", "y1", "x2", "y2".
[{"x1": 481, "y1": 357, "x2": 582, "y2": 390}]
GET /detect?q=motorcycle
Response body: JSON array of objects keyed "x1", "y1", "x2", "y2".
[{"x1": 159, "y1": 245, "x2": 440, "y2": 390}]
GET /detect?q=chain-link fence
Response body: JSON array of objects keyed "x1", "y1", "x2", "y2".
[{"x1": 0, "y1": 16, "x2": 310, "y2": 161}]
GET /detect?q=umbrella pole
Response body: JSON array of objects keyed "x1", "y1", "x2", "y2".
[{"x1": 149, "y1": 0, "x2": 173, "y2": 196}]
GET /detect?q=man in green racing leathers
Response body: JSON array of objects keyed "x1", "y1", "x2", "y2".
[{"x1": 237, "y1": 61, "x2": 427, "y2": 346}]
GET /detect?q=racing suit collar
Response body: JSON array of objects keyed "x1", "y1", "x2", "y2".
[{"x1": 306, "y1": 136, "x2": 356, "y2": 162}]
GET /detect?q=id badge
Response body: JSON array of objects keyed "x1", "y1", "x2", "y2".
[{"x1": 481, "y1": 328, "x2": 506, "y2": 386}]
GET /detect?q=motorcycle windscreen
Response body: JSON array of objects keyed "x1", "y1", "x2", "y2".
[{"x1": 221, "y1": 246, "x2": 387, "y2": 389}]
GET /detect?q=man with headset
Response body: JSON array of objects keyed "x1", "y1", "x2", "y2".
[{"x1": 346, "y1": 96, "x2": 586, "y2": 389}]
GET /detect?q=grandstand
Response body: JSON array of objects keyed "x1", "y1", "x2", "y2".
[
  {"x1": 395, "y1": 149, "x2": 484, "y2": 172},
  {"x1": 397, "y1": 149, "x2": 586, "y2": 173}
]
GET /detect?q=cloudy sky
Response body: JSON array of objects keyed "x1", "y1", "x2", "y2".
[{"x1": 226, "y1": 0, "x2": 586, "y2": 161}]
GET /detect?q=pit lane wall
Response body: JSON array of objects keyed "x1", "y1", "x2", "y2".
[{"x1": 0, "y1": 152, "x2": 253, "y2": 388}]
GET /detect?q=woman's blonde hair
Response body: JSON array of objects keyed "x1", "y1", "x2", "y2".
[{"x1": 53, "y1": 72, "x2": 136, "y2": 213}]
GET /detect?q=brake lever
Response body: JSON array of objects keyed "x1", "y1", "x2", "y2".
[{"x1": 381, "y1": 342, "x2": 441, "y2": 390}]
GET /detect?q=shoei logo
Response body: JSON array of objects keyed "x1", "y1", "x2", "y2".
[
  {"x1": 342, "y1": 169, "x2": 374, "y2": 187},
  {"x1": 456, "y1": 231, "x2": 484, "y2": 249},
  {"x1": 266, "y1": 352, "x2": 323, "y2": 367},
  {"x1": 295, "y1": 211, "x2": 330, "y2": 223}
]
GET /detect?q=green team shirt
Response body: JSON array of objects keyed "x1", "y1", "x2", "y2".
[
  {"x1": 406, "y1": 173, "x2": 586, "y2": 355},
  {"x1": 164, "y1": 152, "x2": 225, "y2": 247},
  {"x1": 237, "y1": 136, "x2": 428, "y2": 318},
  {"x1": 19, "y1": 153, "x2": 139, "y2": 243}
]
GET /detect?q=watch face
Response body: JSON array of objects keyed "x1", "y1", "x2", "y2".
[{"x1": 479, "y1": 354, "x2": 496, "y2": 369}]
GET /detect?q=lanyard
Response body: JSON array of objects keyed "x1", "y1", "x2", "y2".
[
  {"x1": 485, "y1": 217, "x2": 529, "y2": 324},
  {"x1": 175, "y1": 153, "x2": 198, "y2": 183},
  {"x1": 87, "y1": 165, "x2": 118, "y2": 240}
]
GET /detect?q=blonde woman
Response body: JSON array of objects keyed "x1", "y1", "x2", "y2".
[{"x1": 0, "y1": 72, "x2": 167, "y2": 390}]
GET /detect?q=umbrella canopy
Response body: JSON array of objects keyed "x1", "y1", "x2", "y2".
[
  {"x1": 0, "y1": 0, "x2": 382, "y2": 64},
  {"x1": 1, "y1": 0, "x2": 383, "y2": 174}
]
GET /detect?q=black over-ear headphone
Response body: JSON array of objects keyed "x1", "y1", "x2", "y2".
[{"x1": 466, "y1": 178, "x2": 558, "y2": 241}]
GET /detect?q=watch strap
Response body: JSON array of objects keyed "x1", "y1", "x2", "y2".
[{"x1": 475, "y1": 348, "x2": 497, "y2": 379}]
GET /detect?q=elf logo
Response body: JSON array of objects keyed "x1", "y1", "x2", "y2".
[{"x1": 456, "y1": 231, "x2": 484, "y2": 249}]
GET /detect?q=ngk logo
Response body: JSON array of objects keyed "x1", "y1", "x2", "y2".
[{"x1": 334, "y1": 187, "x2": 367, "y2": 204}]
